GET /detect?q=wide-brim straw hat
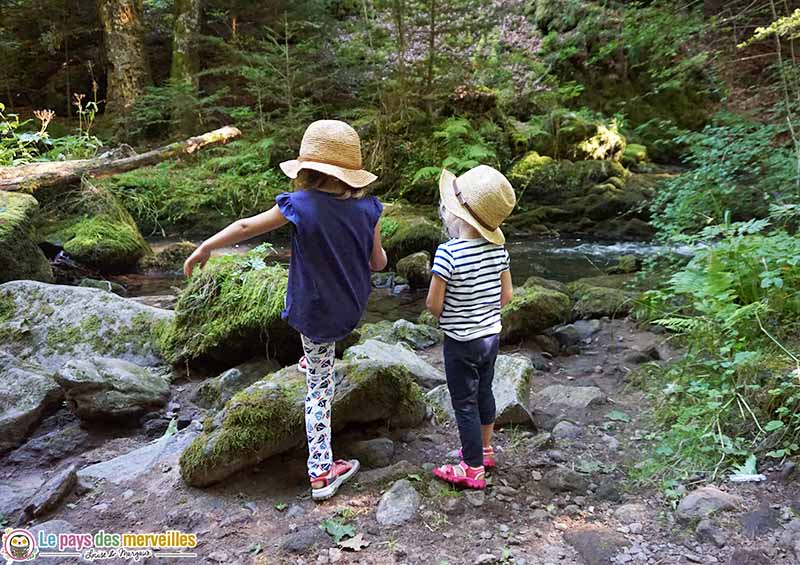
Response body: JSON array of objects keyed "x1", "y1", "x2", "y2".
[
  {"x1": 280, "y1": 120, "x2": 377, "y2": 188},
  {"x1": 439, "y1": 165, "x2": 516, "y2": 245}
]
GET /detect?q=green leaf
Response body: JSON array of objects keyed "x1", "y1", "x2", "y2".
[
  {"x1": 321, "y1": 518, "x2": 355, "y2": 543},
  {"x1": 764, "y1": 420, "x2": 784, "y2": 432},
  {"x1": 605, "y1": 410, "x2": 631, "y2": 423},
  {"x1": 406, "y1": 474, "x2": 422, "y2": 482},
  {"x1": 732, "y1": 454, "x2": 758, "y2": 475},
  {"x1": 248, "y1": 543, "x2": 262, "y2": 555},
  {"x1": 274, "y1": 502, "x2": 288, "y2": 511}
]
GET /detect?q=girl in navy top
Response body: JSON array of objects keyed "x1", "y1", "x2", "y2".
[{"x1": 184, "y1": 120, "x2": 387, "y2": 501}]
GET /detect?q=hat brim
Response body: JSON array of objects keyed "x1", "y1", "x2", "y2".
[
  {"x1": 439, "y1": 169, "x2": 505, "y2": 245},
  {"x1": 280, "y1": 159, "x2": 378, "y2": 189}
]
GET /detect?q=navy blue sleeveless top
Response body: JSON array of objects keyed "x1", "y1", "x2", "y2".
[{"x1": 276, "y1": 189, "x2": 383, "y2": 342}]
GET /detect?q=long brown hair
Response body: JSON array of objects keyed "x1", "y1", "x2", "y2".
[{"x1": 293, "y1": 169, "x2": 367, "y2": 199}]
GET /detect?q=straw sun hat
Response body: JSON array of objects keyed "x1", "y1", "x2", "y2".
[
  {"x1": 439, "y1": 165, "x2": 517, "y2": 245},
  {"x1": 279, "y1": 120, "x2": 378, "y2": 188}
]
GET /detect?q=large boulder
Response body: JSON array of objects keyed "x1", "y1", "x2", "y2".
[
  {"x1": 0, "y1": 281, "x2": 172, "y2": 372},
  {"x1": 193, "y1": 357, "x2": 281, "y2": 410},
  {"x1": 0, "y1": 192, "x2": 53, "y2": 284},
  {"x1": 501, "y1": 278, "x2": 571, "y2": 343},
  {"x1": 568, "y1": 275, "x2": 638, "y2": 319},
  {"x1": 138, "y1": 241, "x2": 198, "y2": 273},
  {"x1": 180, "y1": 360, "x2": 427, "y2": 487},
  {"x1": 380, "y1": 204, "x2": 442, "y2": 266},
  {"x1": 427, "y1": 355, "x2": 534, "y2": 426},
  {"x1": 44, "y1": 214, "x2": 151, "y2": 274},
  {"x1": 550, "y1": 110, "x2": 627, "y2": 162},
  {"x1": 532, "y1": 385, "x2": 605, "y2": 430},
  {"x1": 396, "y1": 251, "x2": 432, "y2": 288},
  {"x1": 155, "y1": 249, "x2": 299, "y2": 368},
  {"x1": 344, "y1": 339, "x2": 446, "y2": 389},
  {"x1": 354, "y1": 318, "x2": 442, "y2": 350},
  {"x1": 0, "y1": 353, "x2": 63, "y2": 453},
  {"x1": 55, "y1": 357, "x2": 170, "y2": 422}
]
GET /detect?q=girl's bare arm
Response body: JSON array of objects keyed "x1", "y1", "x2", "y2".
[
  {"x1": 500, "y1": 270, "x2": 513, "y2": 307},
  {"x1": 426, "y1": 275, "x2": 447, "y2": 318},
  {"x1": 369, "y1": 222, "x2": 388, "y2": 271},
  {"x1": 184, "y1": 205, "x2": 288, "y2": 276}
]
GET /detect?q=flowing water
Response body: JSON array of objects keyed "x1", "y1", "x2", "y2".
[{"x1": 121, "y1": 237, "x2": 688, "y2": 322}]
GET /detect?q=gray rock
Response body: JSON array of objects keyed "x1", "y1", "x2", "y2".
[
  {"x1": 281, "y1": 526, "x2": 330, "y2": 554},
  {"x1": 358, "y1": 460, "x2": 421, "y2": 485},
  {"x1": 780, "y1": 461, "x2": 797, "y2": 481},
  {"x1": 532, "y1": 385, "x2": 605, "y2": 430},
  {"x1": 78, "y1": 422, "x2": 201, "y2": 486},
  {"x1": 563, "y1": 527, "x2": 629, "y2": 565},
  {"x1": 193, "y1": 358, "x2": 281, "y2": 409},
  {"x1": 474, "y1": 555, "x2": 497, "y2": 565},
  {"x1": 18, "y1": 463, "x2": 78, "y2": 524},
  {"x1": 0, "y1": 354, "x2": 63, "y2": 453},
  {"x1": 676, "y1": 486, "x2": 743, "y2": 523},
  {"x1": 779, "y1": 519, "x2": 800, "y2": 562},
  {"x1": 376, "y1": 479, "x2": 420, "y2": 526},
  {"x1": 0, "y1": 482, "x2": 41, "y2": 521},
  {"x1": 0, "y1": 281, "x2": 173, "y2": 372},
  {"x1": 725, "y1": 549, "x2": 770, "y2": 565},
  {"x1": 465, "y1": 491, "x2": 486, "y2": 508},
  {"x1": 553, "y1": 320, "x2": 601, "y2": 347},
  {"x1": 286, "y1": 504, "x2": 306, "y2": 520},
  {"x1": 7, "y1": 422, "x2": 90, "y2": 466},
  {"x1": 396, "y1": 251, "x2": 432, "y2": 288},
  {"x1": 741, "y1": 504, "x2": 780, "y2": 538},
  {"x1": 0, "y1": 192, "x2": 53, "y2": 284},
  {"x1": 180, "y1": 361, "x2": 427, "y2": 487},
  {"x1": 614, "y1": 503, "x2": 646, "y2": 525},
  {"x1": 346, "y1": 438, "x2": 395, "y2": 469},
  {"x1": 427, "y1": 355, "x2": 534, "y2": 425},
  {"x1": 544, "y1": 466, "x2": 589, "y2": 493},
  {"x1": 355, "y1": 318, "x2": 442, "y2": 350},
  {"x1": 696, "y1": 519, "x2": 728, "y2": 548},
  {"x1": 344, "y1": 339, "x2": 445, "y2": 389},
  {"x1": 552, "y1": 421, "x2": 582, "y2": 441},
  {"x1": 56, "y1": 357, "x2": 170, "y2": 421},
  {"x1": 29, "y1": 519, "x2": 74, "y2": 537}
]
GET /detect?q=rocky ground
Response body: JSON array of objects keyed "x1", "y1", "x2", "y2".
[{"x1": 3, "y1": 311, "x2": 799, "y2": 565}]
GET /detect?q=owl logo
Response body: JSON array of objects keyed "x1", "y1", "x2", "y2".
[{"x1": 1, "y1": 528, "x2": 37, "y2": 562}]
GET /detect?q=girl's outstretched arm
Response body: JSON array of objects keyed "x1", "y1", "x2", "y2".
[{"x1": 184, "y1": 205, "x2": 288, "y2": 276}]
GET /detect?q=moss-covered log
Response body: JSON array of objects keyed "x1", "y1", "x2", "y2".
[{"x1": 0, "y1": 126, "x2": 242, "y2": 193}]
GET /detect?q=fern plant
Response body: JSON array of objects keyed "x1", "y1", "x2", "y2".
[{"x1": 412, "y1": 117, "x2": 498, "y2": 185}]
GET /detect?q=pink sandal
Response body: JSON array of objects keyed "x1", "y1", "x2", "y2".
[
  {"x1": 459, "y1": 447, "x2": 496, "y2": 468},
  {"x1": 433, "y1": 461, "x2": 486, "y2": 490},
  {"x1": 310, "y1": 459, "x2": 360, "y2": 501}
]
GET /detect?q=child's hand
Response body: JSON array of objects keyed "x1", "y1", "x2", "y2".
[{"x1": 183, "y1": 246, "x2": 211, "y2": 277}]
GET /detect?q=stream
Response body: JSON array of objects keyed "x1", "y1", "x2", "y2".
[{"x1": 119, "y1": 237, "x2": 687, "y2": 323}]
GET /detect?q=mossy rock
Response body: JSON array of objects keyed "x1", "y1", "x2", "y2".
[
  {"x1": 0, "y1": 192, "x2": 53, "y2": 284},
  {"x1": 380, "y1": 204, "x2": 442, "y2": 266},
  {"x1": 0, "y1": 280, "x2": 172, "y2": 373},
  {"x1": 606, "y1": 255, "x2": 641, "y2": 275},
  {"x1": 509, "y1": 154, "x2": 627, "y2": 205},
  {"x1": 417, "y1": 310, "x2": 438, "y2": 328},
  {"x1": 155, "y1": 248, "x2": 298, "y2": 368},
  {"x1": 567, "y1": 275, "x2": 638, "y2": 319},
  {"x1": 501, "y1": 278, "x2": 571, "y2": 343},
  {"x1": 45, "y1": 214, "x2": 151, "y2": 274},
  {"x1": 354, "y1": 318, "x2": 442, "y2": 350},
  {"x1": 193, "y1": 357, "x2": 281, "y2": 410},
  {"x1": 180, "y1": 360, "x2": 427, "y2": 487},
  {"x1": 138, "y1": 241, "x2": 198, "y2": 273},
  {"x1": 551, "y1": 111, "x2": 627, "y2": 162},
  {"x1": 622, "y1": 144, "x2": 648, "y2": 168},
  {"x1": 396, "y1": 251, "x2": 432, "y2": 288}
]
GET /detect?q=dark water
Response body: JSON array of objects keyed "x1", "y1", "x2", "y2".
[{"x1": 123, "y1": 237, "x2": 685, "y2": 322}]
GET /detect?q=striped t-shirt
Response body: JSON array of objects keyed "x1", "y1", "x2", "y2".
[{"x1": 431, "y1": 238, "x2": 511, "y2": 341}]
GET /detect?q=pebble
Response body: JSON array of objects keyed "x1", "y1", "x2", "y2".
[
  {"x1": 474, "y1": 555, "x2": 497, "y2": 565},
  {"x1": 328, "y1": 548, "x2": 342, "y2": 563},
  {"x1": 122, "y1": 489, "x2": 134, "y2": 500},
  {"x1": 628, "y1": 522, "x2": 642, "y2": 534},
  {"x1": 465, "y1": 491, "x2": 485, "y2": 508}
]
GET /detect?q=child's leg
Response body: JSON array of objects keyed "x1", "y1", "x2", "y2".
[
  {"x1": 301, "y1": 335, "x2": 336, "y2": 486},
  {"x1": 443, "y1": 336, "x2": 483, "y2": 468},
  {"x1": 477, "y1": 335, "x2": 500, "y2": 450}
]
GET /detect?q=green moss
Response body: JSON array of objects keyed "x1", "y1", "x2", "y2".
[
  {"x1": 501, "y1": 282, "x2": 571, "y2": 341},
  {"x1": 0, "y1": 294, "x2": 16, "y2": 323},
  {"x1": 380, "y1": 204, "x2": 442, "y2": 265},
  {"x1": 158, "y1": 248, "x2": 288, "y2": 365},
  {"x1": 60, "y1": 215, "x2": 150, "y2": 271},
  {"x1": 0, "y1": 192, "x2": 53, "y2": 284},
  {"x1": 46, "y1": 314, "x2": 102, "y2": 352},
  {"x1": 623, "y1": 144, "x2": 648, "y2": 166}
]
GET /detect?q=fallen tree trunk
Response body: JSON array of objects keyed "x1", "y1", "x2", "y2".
[{"x1": 0, "y1": 126, "x2": 242, "y2": 192}]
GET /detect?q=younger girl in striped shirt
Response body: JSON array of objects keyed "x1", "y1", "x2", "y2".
[{"x1": 426, "y1": 165, "x2": 516, "y2": 490}]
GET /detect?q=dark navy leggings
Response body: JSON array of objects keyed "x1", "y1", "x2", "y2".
[{"x1": 443, "y1": 334, "x2": 500, "y2": 467}]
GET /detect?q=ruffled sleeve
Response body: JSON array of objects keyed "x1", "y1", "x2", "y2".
[{"x1": 276, "y1": 192, "x2": 299, "y2": 225}]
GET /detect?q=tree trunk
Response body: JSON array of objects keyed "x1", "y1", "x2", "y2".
[
  {"x1": 0, "y1": 126, "x2": 241, "y2": 192},
  {"x1": 97, "y1": 0, "x2": 152, "y2": 116},
  {"x1": 170, "y1": 0, "x2": 202, "y2": 134}
]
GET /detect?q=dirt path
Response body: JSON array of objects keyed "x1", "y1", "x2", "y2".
[{"x1": 2, "y1": 319, "x2": 798, "y2": 565}]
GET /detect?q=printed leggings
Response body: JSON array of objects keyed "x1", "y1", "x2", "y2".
[{"x1": 301, "y1": 335, "x2": 336, "y2": 480}]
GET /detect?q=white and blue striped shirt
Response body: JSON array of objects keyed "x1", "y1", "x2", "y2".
[{"x1": 431, "y1": 238, "x2": 510, "y2": 341}]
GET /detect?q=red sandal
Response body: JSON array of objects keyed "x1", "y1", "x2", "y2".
[
  {"x1": 433, "y1": 461, "x2": 486, "y2": 490},
  {"x1": 298, "y1": 356, "x2": 307, "y2": 372},
  {"x1": 458, "y1": 447, "x2": 496, "y2": 468},
  {"x1": 310, "y1": 459, "x2": 360, "y2": 501}
]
